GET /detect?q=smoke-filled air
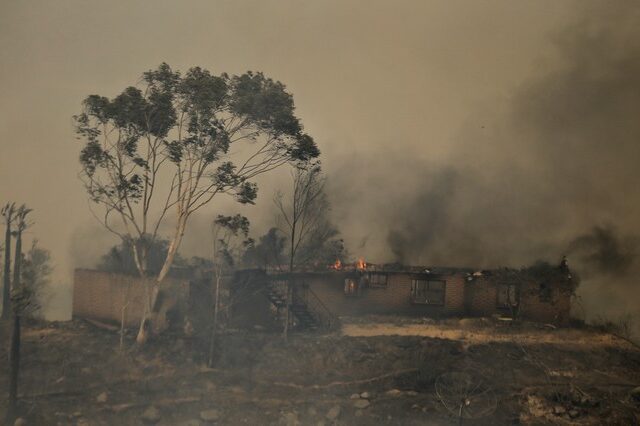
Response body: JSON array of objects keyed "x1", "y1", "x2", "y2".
[{"x1": 2, "y1": 1, "x2": 640, "y2": 424}]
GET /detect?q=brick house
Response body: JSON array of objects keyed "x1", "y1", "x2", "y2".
[
  {"x1": 232, "y1": 261, "x2": 575, "y2": 330},
  {"x1": 72, "y1": 268, "x2": 211, "y2": 333},
  {"x1": 73, "y1": 260, "x2": 574, "y2": 333}
]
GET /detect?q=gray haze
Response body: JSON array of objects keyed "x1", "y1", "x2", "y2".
[{"x1": 1, "y1": 1, "x2": 639, "y2": 326}]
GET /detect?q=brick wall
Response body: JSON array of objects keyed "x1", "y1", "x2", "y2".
[
  {"x1": 519, "y1": 282, "x2": 571, "y2": 324},
  {"x1": 465, "y1": 277, "x2": 571, "y2": 324},
  {"x1": 231, "y1": 269, "x2": 572, "y2": 325},
  {"x1": 72, "y1": 269, "x2": 188, "y2": 327},
  {"x1": 465, "y1": 279, "x2": 498, "y2": 316},
  {"x1": 307, "y1": 272, "x2": 466, "y2": 317}
]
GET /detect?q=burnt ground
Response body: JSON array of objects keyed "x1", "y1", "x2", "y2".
[{"x1": 1, "y1": 317, "x2": 640, "y2": 425}]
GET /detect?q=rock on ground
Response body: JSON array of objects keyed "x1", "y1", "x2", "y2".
[
  {"x1": 326, "y1": 405, "x2": 341, "y2": 421},
  {"x1": 200, "y1": 409, "x2": 219, "y2": 422},
  {"x1": 353, "y1": 399, "x2": 371, "y2": 409},
  {"x1": 142, "y1": 406, "x2": 161, "y2": 424}
]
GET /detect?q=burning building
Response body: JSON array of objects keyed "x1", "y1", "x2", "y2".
[
  {"x1": 72, "y1": 259, "x2": 574, "y2": 334},
  {"x1": 232, "y1": 259, "x2": 575, "y2": 330}
]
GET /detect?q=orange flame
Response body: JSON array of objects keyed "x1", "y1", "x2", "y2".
[
  {"x1": 332, "y1": 259, "x2": 342, "y2": 270},
  {"x1": 356, "y1": 257, "x2": 367, "y2": 270}
]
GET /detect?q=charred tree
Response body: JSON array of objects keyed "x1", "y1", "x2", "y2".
[
  {"x1": 1, "y1": 203, "x2": 15, "y2": 320},
  {"x1": 6, "y1": 205, "x2": 31, "y2": 424},
  {"x1": 274, "y1": 165, "x2": 327, "y2": 340},
  {"x1": 208, "y1": 214, "x2": 251, "y2": 367}
]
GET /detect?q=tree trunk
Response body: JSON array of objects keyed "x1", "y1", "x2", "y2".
[
  {"x1": 13, "y1": 230, "x2": 22, "y2": 295},
  {"x1": 208, "y1": 267, "x2": 222, "y2": 367},
  {"x1": 7, "y1": 225, "x2": 22, "y2": 423},
  {"x1": 135, "y1": 216, "x2": 187, "y2": 345},
  {"x1": 283, "y1": 225, "x2": 296, "y2": 341},
  {"x1": 7, "y1": 313, "x2": 21, "y2": 422},
  {"x1": 2, "y1": 217, "x2": 11, "y2": 320},
  {"x1": 135, "y1": 278, "x2": 152, "y2": 345}
]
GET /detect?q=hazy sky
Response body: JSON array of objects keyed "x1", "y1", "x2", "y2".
[{"x1": 1, "y1": 1, "x2": 639, "y2": 321}]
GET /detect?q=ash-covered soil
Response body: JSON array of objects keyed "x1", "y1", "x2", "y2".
[{"x1": 1, "y1": 318, "x2": 639, "y2": 425}]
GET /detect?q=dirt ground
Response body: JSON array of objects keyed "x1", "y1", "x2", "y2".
[{"x1": 1, "y1": 316, "x2": 639, "y2": 425}]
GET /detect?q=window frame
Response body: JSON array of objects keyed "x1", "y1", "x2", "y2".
[
  {"x1": 538, "y1": 282, "x2": 553, "y2": 303},
  {"x1": 410, "y1": 278, "x2": 446, "y2": 306},
  {"x1": 344, "y1": 278, "x2": 359, "y2": 296},
  {"x1": 496, "y1": 283, "x2": 519, "y2": 309},
  {"x1": 367, "y1": 272, "x2": 389, "y2": 288}
]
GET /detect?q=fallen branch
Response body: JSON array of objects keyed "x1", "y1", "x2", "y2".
[
  {"x1": 83, "y1": 318, "x2": 119, "y2": 332},
  {"x1": 110, "y1": 396, "x2": 200, "y2": 413},
  {"x1": 263, "y1": 368, "x2": 418, "y2": 390}
]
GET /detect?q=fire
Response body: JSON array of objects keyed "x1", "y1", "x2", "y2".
[
  {"x1": 356, "y1": 257, "x2": 367, "y2": 270},
  {"x1": 331, "y1": 259, "x2": 342, "y2": 270}
]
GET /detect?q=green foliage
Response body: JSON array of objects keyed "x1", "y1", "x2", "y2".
[
  {"x1": 242, "y1": 227, "x2": 286, "y2": 269},
  {"x1": 74, "y1": 63, "x2": 319, "y2": 213},
  {"x1": 20, "y1": 241, "x2": 52, "y2": 317},
  {"x1": 213, "y1": 214, "x2": 253, "y2": 269},
  {"x1": 97, "y1": 237, "x2": 186, "y2": 276}
]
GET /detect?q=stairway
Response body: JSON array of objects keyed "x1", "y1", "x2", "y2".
[{"x1": 265, "y1": 280, "x2": 337, "y2": 331}]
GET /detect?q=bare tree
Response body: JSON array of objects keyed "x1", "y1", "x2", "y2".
[
  {"x1": 74, "y1": 64, "x2": 319, "y2": 344},
  {"x1": 274, "y1": 165, "x2": 328, "y2": 339},
  {"x1": 1, "y1": 202, "x2": 16, "y2": 320},
  {"x1": 208, "y1": 214, "x2": 251, "y2": 367},
  {"x1": 6, "y1": 205, "x2": 32, "y2": 424}
]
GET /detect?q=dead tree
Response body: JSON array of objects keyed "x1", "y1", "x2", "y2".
[
  {"x1": 74, "y1": 64, "x2": 318, "y2": 345},
  {"x1": 274, "y1": 164, "x2": 326, "y2": 340},
  {"x1": 1, "y1": 203, "x2": 16, "y2": 320},
  {"x1": 208, "y1": 214, "x2": 251, "y2": 367},
  {"x1": 6, "y1": 205, "x2": 32, "y2": 424}
]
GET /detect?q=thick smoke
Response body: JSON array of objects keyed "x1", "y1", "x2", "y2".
[
  {"x1": 568, "y1": 226, "x2": 637, "y2": 277},
  {"x1": 327, "y1": 3, "x2": 640, "y2": 332},
  {"x1": 333, "y1": 3, "x2": 640, "y2": 270}
]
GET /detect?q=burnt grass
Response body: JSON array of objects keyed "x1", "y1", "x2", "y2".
[{"x1": 1, "y1": 319, "x2": 639, "y2": 425}]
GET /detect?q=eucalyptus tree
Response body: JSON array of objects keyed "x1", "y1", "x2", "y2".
[{"x1": 74, "y1": 63, "x2": 319, "y2": 343}]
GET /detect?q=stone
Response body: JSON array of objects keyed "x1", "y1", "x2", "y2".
[
  {"x1": 350, "y1": 393, "x2": 360, "y2": 399},
  {"x1": 13, "y1": 418, "x2": 27, "y2": 426},
  {"x1": 405, "y1": 390, "x2": 418, "y2": 396},
  {"x1": 230, "y1": 386, "x2": 244, "y2": 394},
  {"x1": 355, "y1": 410, "x2": 364, "y2": 417},
  {"x1": 282, "y1": 412, "x2": 299, "y2": 426},
  {"x1": 353, "y1": 399, "x2": 370, "y2": 409},
  {"x1": 630, "y1": 386, "x2": 640, "y2": 400},
  {"x1": 326, "y1": 405, "x2": 341, "y2": 421},
  {"x1": 96, "y1": 392, "x2": 108, "y2": 403},
  {"x1": 206, "y1": 381, "x2": 217, "y2": 392},
  {"x1": 569, "y1": 409, "x2": 580, "y2": 419},
  {"x1": 552, "y1": 405, "x2": 566, "y2": 416},
  {"x1": 307, "y1": 407, "x2": 317, "y2": 416},
  {"x1": 200, "y1": 409, "x2": 219, "y2": 422},
  {"x1": 359, "y1": 391, "x2": 370, "y2": 399},
  {"x1": 385, "y1": 389, "x2": 402, "y2": 397},
  {"x1": 142, "y1": 406, "x2": 161, "y2": 424}
]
